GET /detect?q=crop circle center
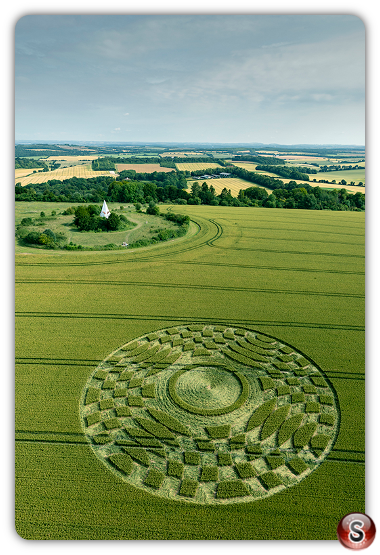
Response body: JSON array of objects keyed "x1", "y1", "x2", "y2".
[{"x1": 175, "y1": 366, "x2": 241, "y2": 410}]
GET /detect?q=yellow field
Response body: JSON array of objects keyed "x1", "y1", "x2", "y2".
[
  {"x1": 45, "y1": 155, "x2": 99, "y2": 161},
  {"x1": 175, "y1": 162, "x2": 222, "y2": 171},
  {"x1": 115, "y1": 164, "x2": 174, "y2": 173},
  {"x1": 16, "y1": 165, "x2": 114, "y2": 186},
  {"x1": 189, "y1": 177, "x2": 272, "y2": 196},
  {"x1": 15, "y1": 168, "x2": 44, "y2": 179}
]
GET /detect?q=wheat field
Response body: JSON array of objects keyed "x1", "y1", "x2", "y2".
[
  {"x1": 175, "y1": 162, "x2": 222, "y2": 171},
  {"x1": 15, "y1": 204, "x2": 364, "y2": 540},
  {"x1": 15, "y1": 164, "x2": 114, "y2": 186}
]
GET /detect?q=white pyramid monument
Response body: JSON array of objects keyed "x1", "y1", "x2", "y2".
[{"x1": 100, "y1": 200, "x2": 111, "y2": 219}]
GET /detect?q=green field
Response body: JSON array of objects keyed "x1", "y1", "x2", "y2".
[
  {"x1": 315, "y1": 168, "x2": 365, "y2": 185},
  {"x1": 15, "y1": 204, "x2": 364, "y2": 539}
]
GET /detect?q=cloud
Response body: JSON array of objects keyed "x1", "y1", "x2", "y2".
[{"x1": 124, "y1": 113, "x2": 129, "y2": 116}]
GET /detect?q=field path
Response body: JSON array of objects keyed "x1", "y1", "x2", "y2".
[{"x1": 123, "y1": 215, "x2": 144, "y2": 243}]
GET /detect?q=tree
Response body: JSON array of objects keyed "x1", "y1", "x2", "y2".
[
  {"x1": 106, "y1": 212, "x2": 122, "y2": 231},
  {"x1": 263, "y1": 194, "x2": 277, "y2": 208},
  {"x1": 74, "y1": 206, "x2": 94, "y2": 231},
  {"x1": 146, "y1": 201, "x2": 160, "y2": 215},
  {"x1": 242, "y1": 187, "x2": 269, "y2": 201},
  {"x1": 191, "y1": 182, "x2": 201, "y2": 197}
]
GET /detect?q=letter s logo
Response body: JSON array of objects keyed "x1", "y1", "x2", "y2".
[{"x1": 349, "y1": 520, "x2": 365, "y2": 543}]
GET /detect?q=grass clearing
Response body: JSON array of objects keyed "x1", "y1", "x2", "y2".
[
  {"x1": 14, "y1": 202, "x2": 190, "y2": 253},
  {"x1": 15, "y1": 204, "x2": 364, "y2": 539}
]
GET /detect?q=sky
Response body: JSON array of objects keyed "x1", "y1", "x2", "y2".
[{"x1": 15, "y1": 14, "x2": 365, "y2": 145}]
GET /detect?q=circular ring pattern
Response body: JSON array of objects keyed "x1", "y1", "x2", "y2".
[
  {"x1": 168, "y1": 365, "x2": 249, "y2": 416},
  {"x1": 80, "y1": 324, "x2": 339, "y2": 505}
]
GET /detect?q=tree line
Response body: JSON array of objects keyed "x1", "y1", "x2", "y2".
[
  {"x1": 255, "y1": 164, "x2": 317, "y2": 179},
  {"x1": 91, "y1": 155, "x2": 232, "y2": 172},
  {"x1": 231, "y1": 155, "x2": 285, "y2": 165},
  {"x1": 15, "y1": 157, "x2": 49, "y2": 170},
  {"x1": 15, "y1": 168, "x2": 364, "y2": 211}
]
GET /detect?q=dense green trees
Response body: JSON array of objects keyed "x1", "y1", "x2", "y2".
[
  {"x1": 92, "y1": 158, "x2": 116, "y2": 171},
  {"x1": 15, "y1": 164, "x2": 364, "y2": 212},
  {"x1": 15, "y1": 157, "x2": 48, "y2": 171},
  {"x1": 73, "y1": 205, "x2": 130, "y2": 231},
  {"x1": 231, "y1": 155, "x2": 285, "y2": 165}
]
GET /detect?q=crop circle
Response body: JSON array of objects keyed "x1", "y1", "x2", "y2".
[
  {"x1": 169, "y1": 365, "x2": 248, "y2": 415},
  {"x1": 80, "y1": 324, "x2": 339, "y2": 504}
]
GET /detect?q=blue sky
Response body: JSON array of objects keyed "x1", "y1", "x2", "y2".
[{"x1": 15, "y1": 14, "x2": 365, "y2": 144}]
